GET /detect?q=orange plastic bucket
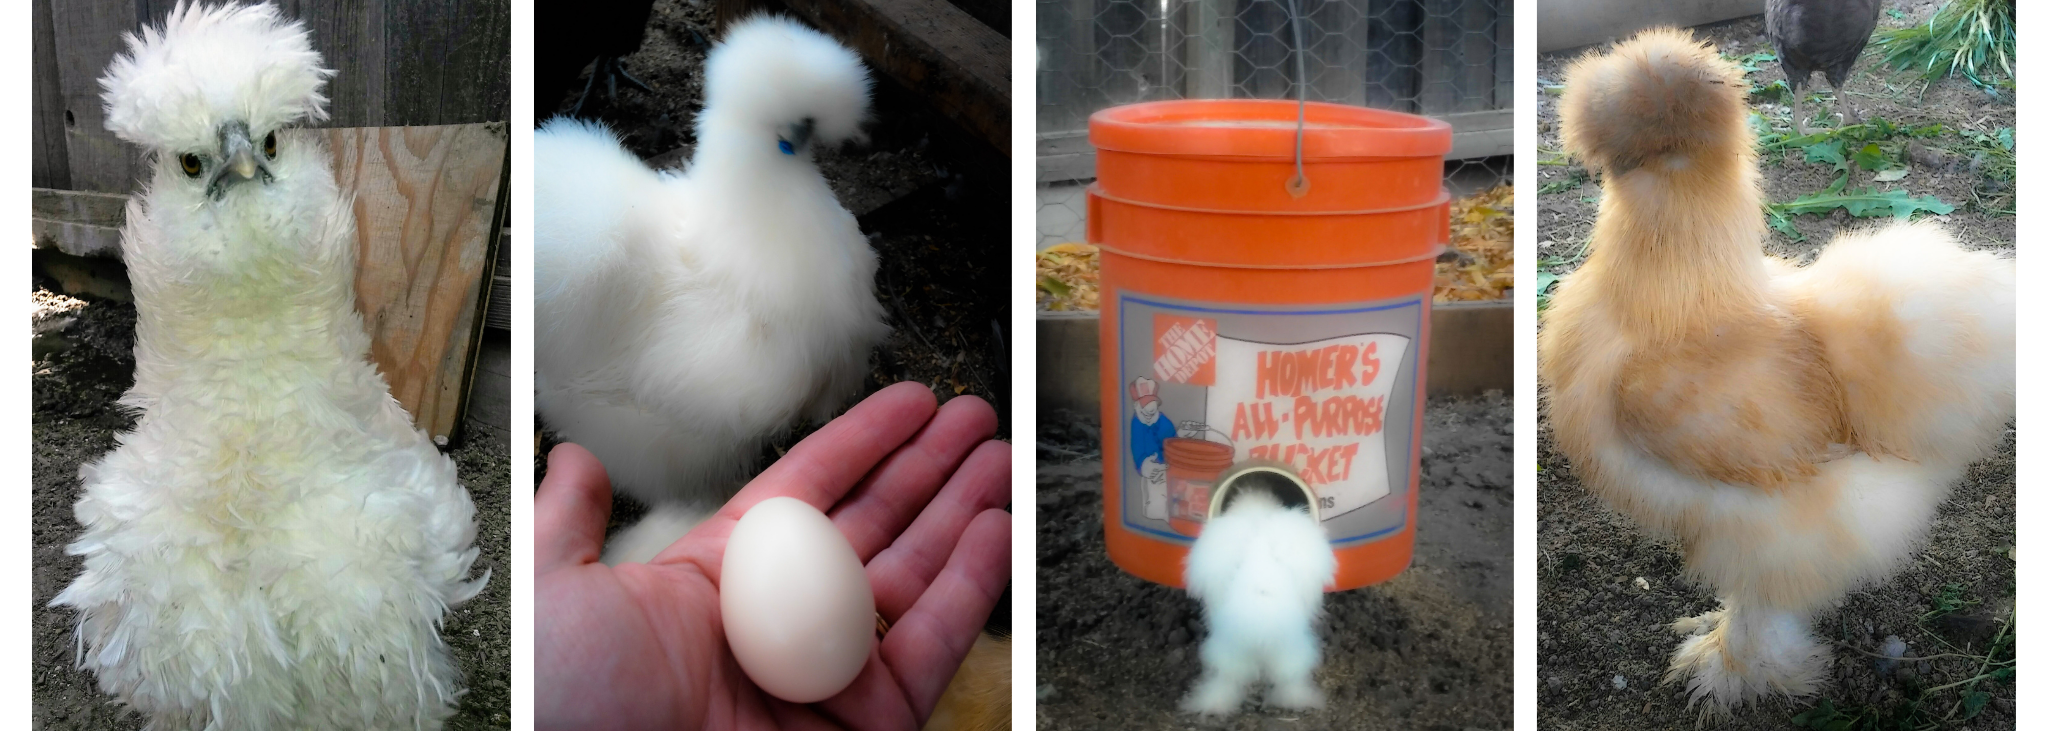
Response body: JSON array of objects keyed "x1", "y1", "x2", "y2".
[
  {"x1": 1092, "y1": 99, "x2": 1450, "y2": 591},
  {"x1": 1162, "y1": 437, "x2": 1234, "y2": 536}
]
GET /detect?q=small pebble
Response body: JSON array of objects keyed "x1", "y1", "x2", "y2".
[
  {"x1": 1611, "y1": 675, "x2": 1627, "y2": 690},
  {"x1": 1633, "y1": 577, "x2": 1650, "y2": 591},
  {"x1": 1875, "y1": 635, "x2": 1909, "y2": 675}
]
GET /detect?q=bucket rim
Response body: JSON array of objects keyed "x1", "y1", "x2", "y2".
[{"x1": 1089, "y1": 100, "x2": 1452, "y2": 160}]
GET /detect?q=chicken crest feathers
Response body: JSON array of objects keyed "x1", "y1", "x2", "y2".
[
  {"x1": 100, "y1": 1, "x2": 333, "y2": 152},
  {"x1": 1560, "y1": 27, "x2": 1750, "y2": 175},
  {"x1": 702, "y1": 15, "x2": 871, "y2": 148}
]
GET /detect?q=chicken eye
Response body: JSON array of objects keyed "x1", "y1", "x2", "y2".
[
  {"x1": 263, "y1": 131, "x2": 277, "y2": 159},
  {"x1": 179, "y1": 154, "x2": 202, "y2": 177}
]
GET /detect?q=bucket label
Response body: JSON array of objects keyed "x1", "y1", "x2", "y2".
[{"x1": 1116, "y1": 293, "x2": 1422, "y2": 546}]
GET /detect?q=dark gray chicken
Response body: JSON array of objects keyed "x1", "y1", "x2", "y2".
[{"x1": 1766, "y1": 0, "x2": 1884, "y2": 134}]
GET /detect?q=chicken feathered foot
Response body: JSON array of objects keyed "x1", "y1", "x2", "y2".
[{"x1": 1664, "y1": 598, "x2": 1829, "y2": 722}]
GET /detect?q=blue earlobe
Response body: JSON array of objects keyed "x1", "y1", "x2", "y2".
[{"x1": 778, "y1": 140, "x2": 795, "y2": 155}]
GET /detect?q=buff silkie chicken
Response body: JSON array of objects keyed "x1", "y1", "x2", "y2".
[
  {"x1": 1541, "y1": 28, "x2": 2014, "y2": 715},
  {"x1": 50, "y1": 4, "x2": 489, "y2": 728},
  {"x1": 534, "y1": 14, "x2": 889, "y2": 528},
  {"x1": 1181, "y1": 487, "x2": 1337, "y2": 714}
]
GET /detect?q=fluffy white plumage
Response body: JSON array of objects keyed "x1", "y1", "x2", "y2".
[
  {"x1": 534, "y1": 14, "x2": 889, "y2": 517},
  {"x1": 1181, "y1": 489, "x2": 1337, "y2": 714},
  {"x1": 51, "y1": 4, "x2": 488, "y2": 728}
]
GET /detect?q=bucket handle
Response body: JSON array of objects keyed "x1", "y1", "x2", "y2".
[
  {"x1": 1284, "y1": 0, "x2": 1310, "y2": 199},
  {"x1": 1178, "y1": 422, "x2": 1235, "y2": 447}
]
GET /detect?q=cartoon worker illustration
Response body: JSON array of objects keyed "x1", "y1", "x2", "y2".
[{"x1": 1128, "y1": 376, "x2": 1197, "y2": 519}]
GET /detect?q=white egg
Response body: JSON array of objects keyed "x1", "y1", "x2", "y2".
[{"x1": 719, "y1": 496, "x2": 876, "y2": 703}]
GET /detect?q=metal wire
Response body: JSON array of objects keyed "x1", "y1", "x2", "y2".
[{"x1": 1287, "y1": 0, "x2": 1309, "y2": 196}]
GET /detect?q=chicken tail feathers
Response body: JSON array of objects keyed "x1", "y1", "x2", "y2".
[{"x1": 1560, "y1": 27, "x2": 1751, "y2": 177}]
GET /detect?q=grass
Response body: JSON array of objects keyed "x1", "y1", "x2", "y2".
[{"x1": 1873, "y1": 0, "x2": 2015, "y2": 92}]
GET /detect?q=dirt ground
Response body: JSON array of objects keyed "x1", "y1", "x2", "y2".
[
  {"x1": 1535, "y1": 5, "x2": 2016, "y2": 729},
  {"x1": 532, "y1": 1, "x2": 1011, "y2": 540},
  {"x1": 1036, "y1": 395, "x2": 1512, "y2": 731},
  {"x1": 29, "y1": 287, "x2": 513, "y2": 729}
]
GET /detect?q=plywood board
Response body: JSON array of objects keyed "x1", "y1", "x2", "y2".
[{"x1": 318, "y1": 123, "x2": 507, "y2": 443}]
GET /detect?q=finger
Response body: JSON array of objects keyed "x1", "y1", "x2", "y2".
[
  {"x1": 664, "y1": 382, "x2": 936, "y2": 576},
  {"x1": 726, "y1": 381, "x2": 935, "y2": 515},
  {"x1": 881, "y1": 509, "x2": 1011, "y2": 718},
  {"x1": 534, "y1": 443, "x2": 614, "y2": 573},
  {"x1": 830, "y1": 394, "x2": 998, "y2": 561},
  {"x1": 867, "y1": 440, "x2": 1010, "y2": 621}
]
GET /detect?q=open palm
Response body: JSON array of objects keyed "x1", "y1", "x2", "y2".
[{"x1": 536, "y1": 383, "x2": 1012, "y2": 730}]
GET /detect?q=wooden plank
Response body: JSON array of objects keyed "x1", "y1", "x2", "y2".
[
  {"x1": 49, "y1": 0, "x2": 147, "y2": 193},
  {"x1": 31, "y1": 188, "x2": 127, "y2": 258},
  {"x1": 486, "y1": 230, "x2": 512, "y2": 332},
  {"x1": 37, "y1": 1, "x2": 509, "y2": 196},
  {"x1": 321, "y1": 123, "x2": 508, "y2": 443},
  {"x1": 383, "y1": 0, "x2": 512, "y2": 124},
  {"x1": 33, "y1": 0, "x2": 71, "y2": 190},
  {"x1": 464, "y1": 331, "x2": 513, "y2": 445},
  {"x1": 736, "y1": 0, "x2": 1011, "y2": 156},
  {"x1": 279, "y1": 0, "x2": 389, "y2": 127}
]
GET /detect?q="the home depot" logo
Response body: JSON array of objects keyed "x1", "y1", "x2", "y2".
[{"x1": 1152, "y1": 314, "x2": 1217, "y2": 385}]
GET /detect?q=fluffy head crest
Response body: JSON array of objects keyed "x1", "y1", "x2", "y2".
[
  {"x1": 701, "y1": 15, "x2": 872, "y2": 148},
  {"x1": 1559, "y1": 27, "x2": 1750, "y2": 175},
  {"x1": 100, "y1": 2, "x2": 332, "y2": 152}
]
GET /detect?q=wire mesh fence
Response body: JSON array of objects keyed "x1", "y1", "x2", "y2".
[{"x1": 1036, "y1": 0, "x2": 1513, "y2": 248}]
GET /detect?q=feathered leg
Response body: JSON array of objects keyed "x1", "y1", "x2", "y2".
[
  {"x1": 1264, "y1": 629, "x2": 1325, "y2": 710},
  {"x1": 1182, "y1": 636, "x2": 1256, "y2": 714},
  {"x1": 1666, "y1": 596, "x2": 1829, "y2": 719}
]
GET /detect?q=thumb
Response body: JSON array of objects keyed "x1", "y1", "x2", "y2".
[{"x1": 535, "y1": 443, "x2": 614, "y2": 573}]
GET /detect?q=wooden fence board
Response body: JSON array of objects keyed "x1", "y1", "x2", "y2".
[
  {"x1": 322, "y1": 123, "x2": 507, "y2": 443},
  {"x1": 33, "y1": 0, "x2": 71, "y2": 190},
  {"x1": 34, "y1": 1, "x2": 508, "y2": 195}
]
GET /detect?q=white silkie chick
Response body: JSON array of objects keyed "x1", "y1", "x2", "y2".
[
  {"x1": 534, "y1": 15, "x2": 890, "y2": 535},
  {"x1": 1181, "y1": 489, "x2": 1338, "y2": 714},
  {"x1": 50, "y1": 4, "x2": 488, "y2": 729}
]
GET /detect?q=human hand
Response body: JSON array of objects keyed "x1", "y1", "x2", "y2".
[{"x1": 535, "y1": 383, "x2": 1011, "y2": 730}]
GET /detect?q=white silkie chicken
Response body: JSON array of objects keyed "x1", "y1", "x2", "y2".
[
  {"x1": 1182, "y1": 487, "x2": 1337, "y2": 714},
  {"x1": 51, "y1": 4, "x2": 488, "y2": 728},
  {"x1": 534, "y1": 14, "x2": 889, "y2": 562}
]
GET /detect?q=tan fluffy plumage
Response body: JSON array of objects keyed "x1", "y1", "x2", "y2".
[
  {"x1": 1541, "y1": 28, "x2": 2014, "y2": 715},
  {"x1": 922, "y1": 633, "x2": 1011, "y2": 731}
]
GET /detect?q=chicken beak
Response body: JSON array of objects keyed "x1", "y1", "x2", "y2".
[
  {"x1": 223, "y1": 131, "x2": 258, "y2": 180},
  {"x1": 207, "y1": 122, "x2": 272, "y2": 200},
  {"x1": 779, "y1": 117, "x2": 816, "y2": 154}
]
